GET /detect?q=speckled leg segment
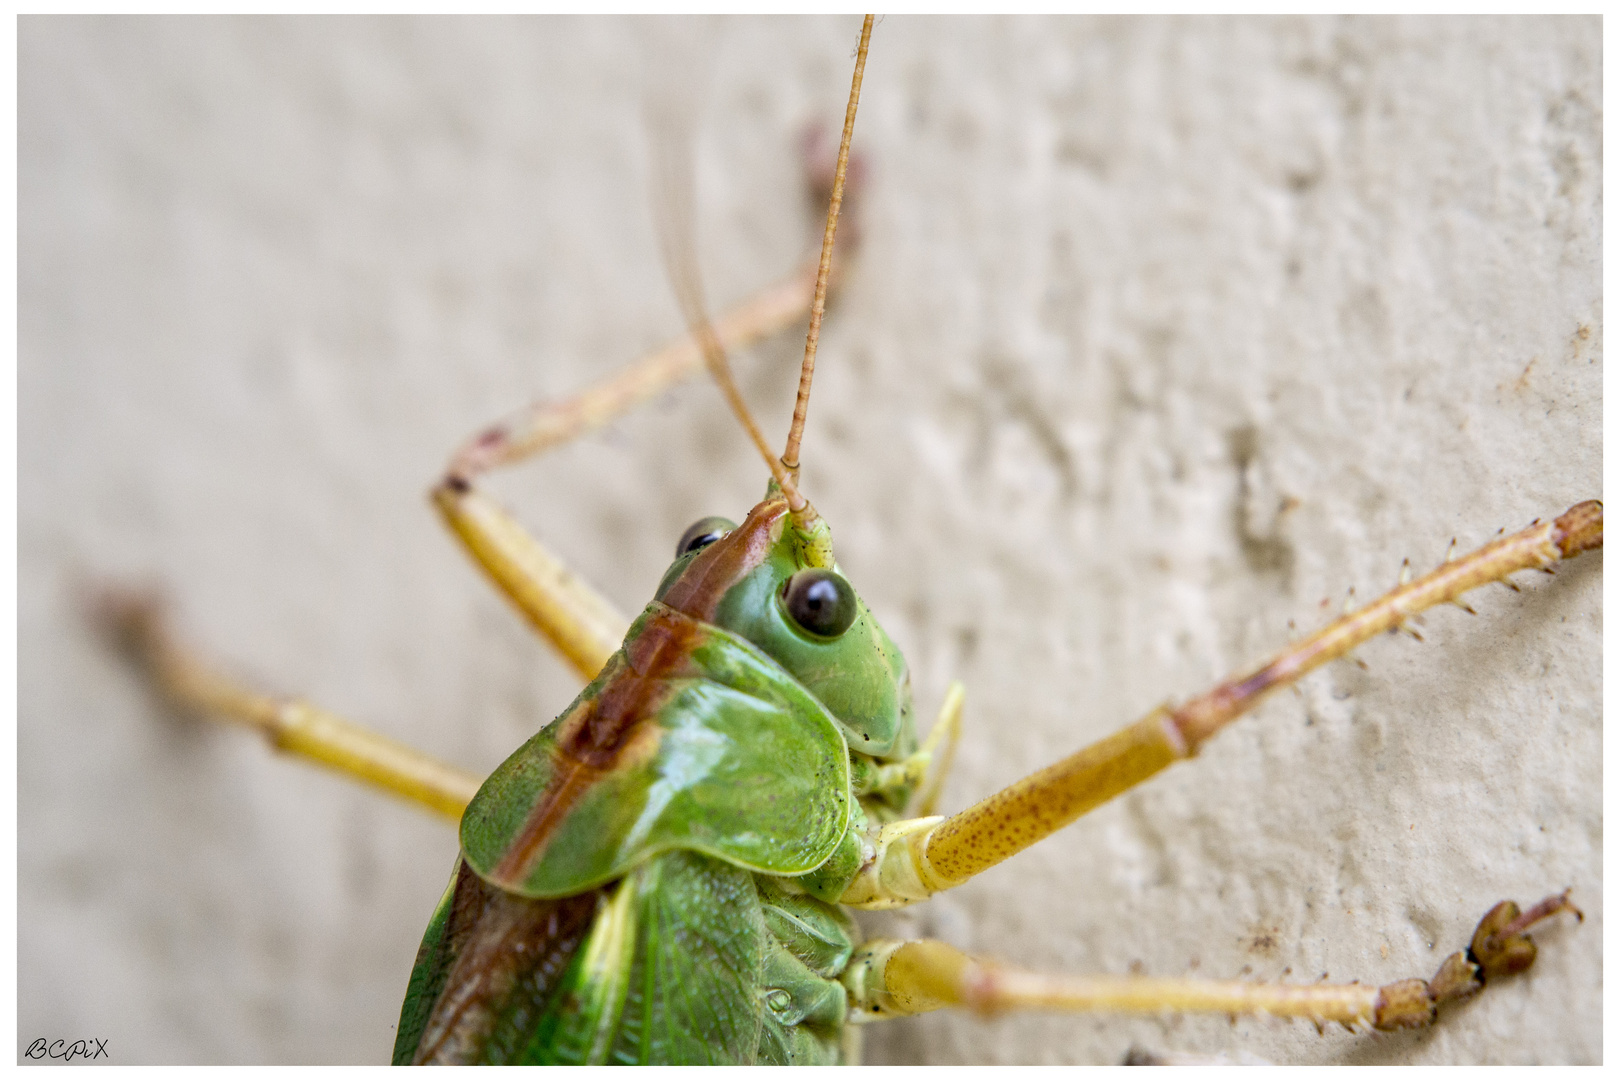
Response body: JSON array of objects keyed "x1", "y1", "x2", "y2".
[{"x1": 841, "y1": 502, "x2": 1601, "y2": 909}]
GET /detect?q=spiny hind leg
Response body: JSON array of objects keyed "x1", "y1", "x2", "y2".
[
  {"x1": 840, "y1": 502, "x2": 1602, "y2": 908},
  {"x1": 96, "y1": 586, "x2": 481, "y2": 820},
  {"x1": 844, "y1": 892, "x2": 1581, "y2": 1034}
]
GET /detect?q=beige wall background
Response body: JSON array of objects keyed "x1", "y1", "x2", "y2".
[{"x1": 21, "y1": 16, "x2": 1599, "y2": 1064}]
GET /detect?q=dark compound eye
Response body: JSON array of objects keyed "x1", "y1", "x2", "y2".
[
  {"x1": 781, "y1": 569, "x2": 858, "y2": 638},
  {"x1": 675, "y1": 516, "x2": 735, "y2": 558}
]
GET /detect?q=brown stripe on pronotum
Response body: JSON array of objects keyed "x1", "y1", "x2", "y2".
[
  {"x1": 489, "y1": 608, "x2": 707, "y2": 887},
  {"x1": 660, "y1": 499, "x2": 789, "y2": 622}
]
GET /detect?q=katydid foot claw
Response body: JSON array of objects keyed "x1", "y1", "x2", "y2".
[{"x1": 1372, "y1": 891, "x2": 1580, "y2": 1031}]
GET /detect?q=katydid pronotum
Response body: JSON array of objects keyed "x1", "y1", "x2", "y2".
[{"x1": 25, "y1": 15, "x2": 1598, "y2": 1064}]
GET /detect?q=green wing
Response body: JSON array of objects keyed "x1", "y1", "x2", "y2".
[
  {"x1": 393, "y1": 859, "x2": 602, "y2": 1065},
  {"x1": 392, "y1": 866, "x2": 456, "y2": 1063},
  {"x1": 396, "y1": 852, "x2": 853, "y2": 1064},
  {"x1": 461, "y1": 602, "x2": 852, "y2": 898}
]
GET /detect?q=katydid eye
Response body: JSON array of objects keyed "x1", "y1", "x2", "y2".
[
  {"x1": 676, "y1": 516, "x2": 734, "y2": 557},
  {"x1": 781, "y1": 569, "x2": 858, "y2": 638}
]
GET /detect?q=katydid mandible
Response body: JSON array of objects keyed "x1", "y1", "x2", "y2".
[{"x1": 72, "y1": 16, "x2": 1594, "y2": 1062}]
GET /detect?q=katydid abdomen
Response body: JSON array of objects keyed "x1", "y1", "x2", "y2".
[{"x1": 396, "y1": 851, "x2": 859, "y2": 1065}]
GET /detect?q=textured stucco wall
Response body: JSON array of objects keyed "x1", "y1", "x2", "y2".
[{"x1": 21, "y1": 16, "x2": 1599, "y2": 1065}]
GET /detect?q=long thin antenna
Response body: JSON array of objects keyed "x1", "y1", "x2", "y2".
[
  {"x1": 782, "y1": 14, "x2": 873, "y2": 496},
  {"x1": 647, "y1": 28, "x2": 807, "y2": 511}
]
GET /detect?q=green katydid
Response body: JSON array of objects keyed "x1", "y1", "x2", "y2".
[{"x1": 44, "y1": 12, "x2": 1600, "y2": 1068}]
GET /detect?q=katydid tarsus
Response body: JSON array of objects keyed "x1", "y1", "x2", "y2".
[{"x1": 34, "y1": 16, "x2": 1598, "y2": 1065}]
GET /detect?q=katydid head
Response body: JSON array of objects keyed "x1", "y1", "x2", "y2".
[{"x1": 655, "y1": 497, "x2": 914, "y2": 762}]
